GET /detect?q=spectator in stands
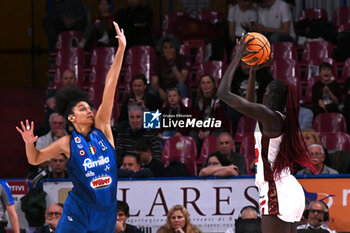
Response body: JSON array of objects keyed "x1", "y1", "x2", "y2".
[
  {"x1": 115, "y1": 105, "x2": 162, "y2": 163},
  {"x1": 199, "y1": 153, "x2": 239, "y2": 177},
  {"x1": 0, "y1": 180, "x2": 20, "y2": 233},
  {"x1": 151, "y1": 34, "x2": 191, "y2": 100},
  {"x1": 34, "y1": 203, "x2": 63, "y2": 233},
  {"x1": 246, "y1": 0, "x2": 295, "y2": 43},
  {"x1": 44, "y1": 69, "x2": 77, "y2": 132},
  {"x1": 208, "y1": 132, "x2": 247, "y2": 175},
  {"x1": 301, "y1": 129, "x2": 322, "y2": 147},
  {"x1": 227, "y1": 0, "x2": 257, "y2": 44},
  {"x1": 43, "y1": 154, "x2": 69, "y2": 179},
  {"x1": 157, "y1": 205, "x2": 203, "y2": 233},
  {"x1": 78, "y1": 0, "x2": 117, "y2": 50},
  {"x1": 134, "y1": 138, "x2": 164, "y2": 177},
  {"x1": 297, "y1": 200, "x2": 336, "y2": 233},
  {"x1": 118, "y1": 154, "x2": 153, "y2": 178},
  {"x1": 118, "y1": 73, "x2": 162, "y2": 128},
  {"x1": 28, "y1": 113, "x2": 67, "y2": 179},
  {"x1": 115, "y1": 200, "x2": 143, "y2": 233},
  {"x1": 225, "y1": 205, "x2": 262, "y2": 233},
  {"x1": 312, "y1": 62, "x2": 342, "y2": 116},
  {"x1": 297, "y1": 144, "x2": 338, "y2": 175},
  {"x1": 36, "y1": 113, "x2": 67, "y2": 150},
  {"x1": 190, "y1": 74, "x2": 230, "y2": 153},
  {"x1": 115, "y1": 0, "x2": 153, "y2": 49},
  {"x1": 43, "y1": 0, "x2": 87, "y2": 51},
  {"x1": 228, "y1": 61, "x2": 273, "y2": 134},
  {"x1": 161, "y1": 87, "x2": 191, "y2": 138}
]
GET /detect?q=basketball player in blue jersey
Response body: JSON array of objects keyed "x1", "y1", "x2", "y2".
[
  {"x1": 217, "y1": 36, "x2": 314, "y2": 233},
  {"x1": 16, "y1": 22, "x2": 126, "y2": 233}
]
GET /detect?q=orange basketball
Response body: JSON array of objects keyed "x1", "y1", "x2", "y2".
[{"x1": 241, "y1": 32, "x2": 271, "y2": 66}]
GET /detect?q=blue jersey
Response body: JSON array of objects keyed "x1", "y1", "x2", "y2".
[{"x1": 68, "y1": 128, "x2": 117, "y2": 206}]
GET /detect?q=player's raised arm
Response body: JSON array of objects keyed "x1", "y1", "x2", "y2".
[
  {"x1": 95, "y1": 22, "x2": 126, "y2": 133},
  {"x1": 16, "y1": 119, "x2": 69, "y2": 165}
]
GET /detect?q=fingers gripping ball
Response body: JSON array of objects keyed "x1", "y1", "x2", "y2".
[{"x1": 241, "y1": 32, "x2": 271, "y2": 66}]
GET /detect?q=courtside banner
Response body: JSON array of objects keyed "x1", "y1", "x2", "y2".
[
  {"x1": 6, "y1": 179, "x2": 30, "y2": 229},
  {"x1": 298, "y1": 176, "x2": 350, "y2": 232},
  {"x1": 43, "y1": 177, "x2": 259, "y2": 233},
  {"x1": 43, "y1": 176, "x2": 350, "y2": 233}
]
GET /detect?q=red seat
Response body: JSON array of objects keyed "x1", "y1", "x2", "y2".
[
  {"x1": 337, "y1": 23, "x2": 350, "y2": 32},
  {"x1": 304, "y1": 57, "x2": 338, "y2": 81},
  {"x1": 332, "y1": 6, "x2": 350, "y2": 30},
  {"x1": 192, "y1": 60, "x2": 227, "y2": 88},
  {"x1": 319, "y1": 132, "x2": 350, "y2": 152},
  {"x1": 162, "y1": 11, "x2": 188, "y2": 36},
  {"x1": 239, "y1": 135, "x2": 255, "y2": 175},
  {"x1": 234, "y1": 116, "x2": 257, "y2": 143},
  {"x1": 179, "y1": 39, "x2": 206, "y2": 71},
  {"x1": 340, "y1": 57, "x2": 350, "y2": 83},
  {"x1": 302, "y1": 75, "x2": 321, "y2": 105},
  {"x1": 271, "y1": 42, "x2": 298, "y2": 60},
  {"x1": 120, "y1": 46, "x2": 156, "y2": 89},
  {"x1": 298, "y1": 8, "x2": 328, "y2": 22},
  {"x1": 162, "y1": 136, "x2": 198, "y2": 176},
  {"x1": 301, "y1": 41, "x2": 335, "y2": 65},
  {"x1": 89, "y1": 47, "x2": 116, "y2": 69},
  {"x1": 55, "y1": 30, "x2": 83, "y2": 50},
  {"x1": 270, "y1": 59, "x2": 301, "y2": 80},
  {"x1": 313, "y1": 112, "x2": 348, "y2": 133},
  {"x1": 50, "y1": 47, "x2": 87, "y2": 89}
]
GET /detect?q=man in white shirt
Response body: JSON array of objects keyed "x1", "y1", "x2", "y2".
[{"x1": 247, "y1": 0, "x2": 295, "y2": 43}]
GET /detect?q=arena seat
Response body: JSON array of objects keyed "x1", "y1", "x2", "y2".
[
  {"x1": 192, "y1": 60, "x2": 227, "y2": 88},
  {"x1": 271, "y1": 42, "x2": 298, "y2": 60},
  {"x1": 179, "y1": 39, "x2": 206, "y2": 71},
  {"x1": 302, "y1": 75, "x2": 321, "y2": 105},
  {"x1": 298, "y1": 8, "x2": 328, "y2": 22},
  {"x1": 239, "y1": 135, "x2": 256, "y2": 175},
  {"x1": 234, "y1": 116, "x2": 257, "y2": 143},
  {"x1": 162, "y1": 136, "x2": 198, "y2": 176},
  {"x1": 319, "y1": 132, "x2": 350, "y2": 152},
  {"x1": 119, "y1": 46, "x2": 156, "y2": 89},
  {"x1": 55, "y1": 30, "x2": 83, "y2": 51},
  {"x1": 332, "y1": 6, "x2": 350, "y2": 30},
  {"x1": 50, "y1": 47, "x2": 87, "y2": 89},
  {"x1": 313, "y1": 112, "x2": 348, "y2": 133},
  {"x1": 269, "y1": 59, "x2": 301, "y2": 81},
  {"x1": 301, "y1": 41, "x2": 335, "y2": 66},
  {"x1": 340, "y1": 57, "x2": 350, "y2": 83}
]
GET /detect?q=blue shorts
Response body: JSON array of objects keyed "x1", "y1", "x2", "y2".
[{"x1": 55, "y1": 192, "x2": 117, "y2": 233}]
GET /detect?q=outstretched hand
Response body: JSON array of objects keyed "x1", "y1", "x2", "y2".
[
  {"x1": 16, "y1": 119, "x2": 38, "y2": 144},
  {"x1": 113, "y1": 21, "x2": 126, "y2": 48},
  {"x1": 234, "y1": 34, "x2": 258, "y2": 60}
]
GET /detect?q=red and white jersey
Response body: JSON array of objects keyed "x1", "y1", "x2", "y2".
[{"x1": 254, "y1": 119, "x2": 305, "y2": 222}]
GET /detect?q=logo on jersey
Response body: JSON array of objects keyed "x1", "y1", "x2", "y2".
[
  {"x1": 82, "y1": 156, "x2": 110, "y2": 171},
  {"x1": 143, "y1": 110, "x2": 161, "y2": 129},
  {"x1": 77, "y1": 144, "x2": 83, "y2": 149},
  {"x1": 85, "y1": 171, "x2": 95, "y2": 177},
  {"x1": 79, "y1": 150, "x2": 86, "y2": 156},
  {"x1": 90, "y1": 176, "x2": 112, "y2": 189},
  {"x1": 88, "y1": 146, "x2": 96, "y2": 155},
  {"x1": 74, "y1": 136, "x2": 81, "y2": 143}
]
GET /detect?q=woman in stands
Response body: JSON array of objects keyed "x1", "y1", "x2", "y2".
[
  {"x1": 157, "y1": 205, "x2": 202, "y2": 233},
  {"x1": 16, "y1": 22, "x2": 125, "y2": 233},
  {"x1": 217, "y1": 35, "x2": 314, "y2": 233}
]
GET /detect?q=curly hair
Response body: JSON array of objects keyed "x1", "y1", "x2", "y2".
[{"x1": 54, "y1": 87, "x2": 91, "y2": 119}]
